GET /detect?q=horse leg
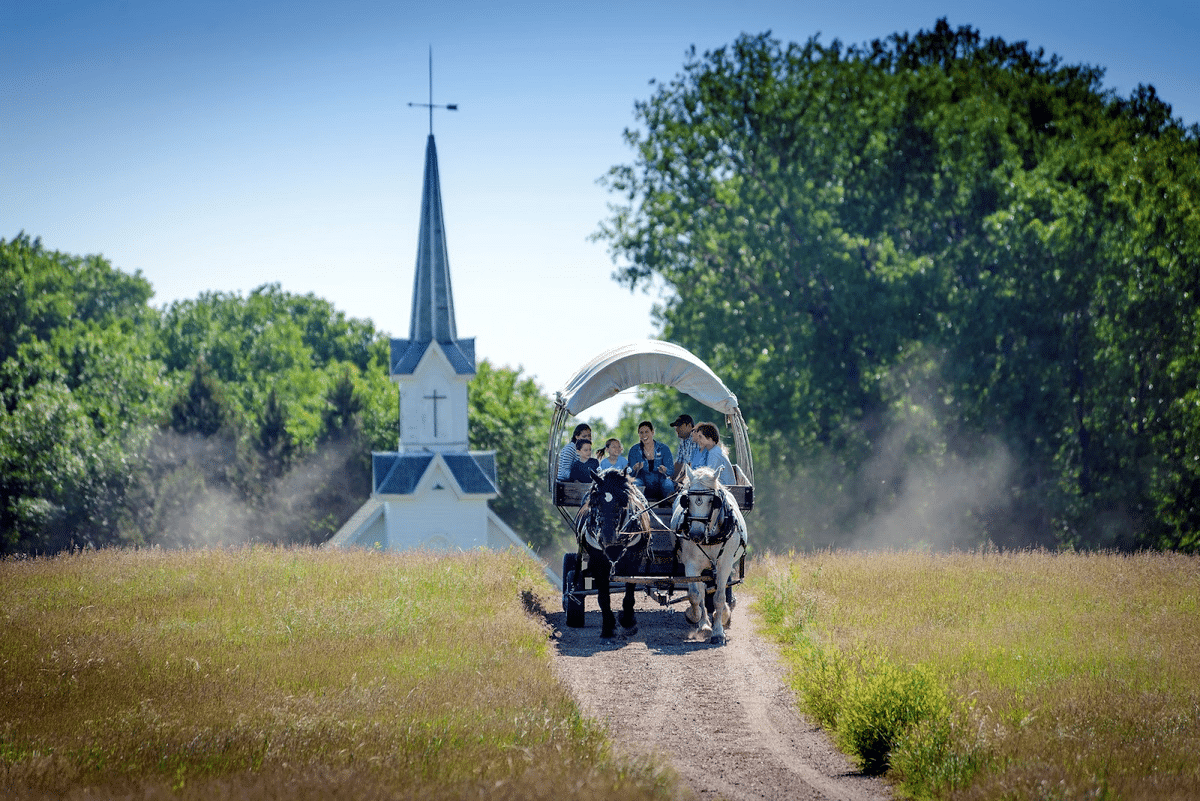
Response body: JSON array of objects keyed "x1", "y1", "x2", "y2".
[
  {"x1": 710, "y1": 566, "x2": 729, "y2": 645},
  {"x1": 592, "y1": 551, "x2": 616, "y2": 638},
  {"x1": 718, "y1": 548, "x2": 734, "y2": 628},
  {"x1": 680, "y1": 544, "x2": 711, "y2": 638},
  {"x1": 618, "y1": 582, "x2": 637, "y2": 634}
]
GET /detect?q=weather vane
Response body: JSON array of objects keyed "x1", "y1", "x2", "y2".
[{"x1": 408, "y1": 47, "x2": 457, "y2": 134}]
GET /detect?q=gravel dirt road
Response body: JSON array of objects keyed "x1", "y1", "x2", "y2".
[{"x1": 547, "y1": 591, "x2": 891, "y2": 801}]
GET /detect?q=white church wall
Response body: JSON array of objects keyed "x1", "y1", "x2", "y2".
[{"x1": 382, "y1": 496, "x2": 490, "y2": 551}]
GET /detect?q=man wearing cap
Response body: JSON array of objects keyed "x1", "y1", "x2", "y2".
[{"x1": 670, "y1": 414, "x2": 696, "y2": 483}]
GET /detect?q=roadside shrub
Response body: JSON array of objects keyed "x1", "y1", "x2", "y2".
[{"x1": 835, "y1": 658, "x2": 951, "y2": 775}]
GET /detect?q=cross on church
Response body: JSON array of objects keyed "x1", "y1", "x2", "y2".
[
  {"x1": 424, "y1": 389, "x2": 447, "y2": 437},
  {"x1": 408, "y1": 48, "x2": 457, "y2": 134}
]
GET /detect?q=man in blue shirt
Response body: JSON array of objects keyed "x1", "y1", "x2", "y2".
[
  {"x1": 670, "y1": 413, "x2": 696, "y2": 484},
  {"x1": 691, "y1": 422, "x2": 734, "y2": 486}
]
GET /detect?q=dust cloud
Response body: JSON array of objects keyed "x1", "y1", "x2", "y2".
[
  {"x1": 136, "y1": 430, "x2": 367, "y2": 548},
  {"x1": 754, "y1": 365, "x2": 1017, "y2": 553}
]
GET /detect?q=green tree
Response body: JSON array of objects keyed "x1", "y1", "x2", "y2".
[
  {"x1": 597, "y1": 22, "x2": 1200, "y2": 550},
  {"x1": 256, "y1": 387, "x2": 295, "y2": 477},
  {"x1": 0, "y1": 236, "x2": 163, "y2": 554},
  {"x1": 468, "y1": 360, "x2": 564, "y2": 552},
  {"x1": 170, "y1": 361, "x2": 229, "y2": 437}
]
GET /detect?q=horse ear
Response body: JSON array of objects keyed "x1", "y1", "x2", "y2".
[
  {"x1": 685, "y1": 464, "x2": 694, "y2": 482},
  {"x1": 590, "y1": 468, "x2": 601, "y2": 483}
]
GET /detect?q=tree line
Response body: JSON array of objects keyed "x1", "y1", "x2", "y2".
[
  {"x1": 597, "y1": 21, "x2": 1199, "y2": 552},
  {"x1": 6, "y1": 21, "x2": 1197, "y2": 555},
  {"x1": 0, "y1": 233, "x2": 562, "y2": 555}
]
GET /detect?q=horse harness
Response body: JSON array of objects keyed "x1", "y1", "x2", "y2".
[
  {"x1": 677, "y1": 489, "x2": 737, "y2": 545},
  {"x1": 579, "y1": 490, "x2": 655, "y2": 580}
]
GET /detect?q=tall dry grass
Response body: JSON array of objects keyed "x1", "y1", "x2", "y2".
[
  {"x1": 0, "y1": 547, "x2": 679, "y2": 800},
  {"x1": 751, "y1": 550, "x2": 1200, "y2": 800}
]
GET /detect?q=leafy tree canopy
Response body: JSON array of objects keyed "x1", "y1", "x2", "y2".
[{"x1": 598, "y1": 21, "x2": 1200, "y2": 550}]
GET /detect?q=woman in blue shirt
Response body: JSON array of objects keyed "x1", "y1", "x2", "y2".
[{"x1": 628, "y1": 420, "x2": 675, "y2": 501}]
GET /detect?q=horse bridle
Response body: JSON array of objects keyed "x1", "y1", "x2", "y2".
[
  {"x1": 582, "y1": 485, "x2": 655, "y2": 579},
  {"x1": 677, "y1": 489, "x2": 735, "y2": 546},
  {"x1": 676, "y1": 488, "x2": 744, "y2": 573}
]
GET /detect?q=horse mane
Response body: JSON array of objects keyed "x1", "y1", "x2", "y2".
[
  {"x1": 683, "y1": 465, "x2": 723, "y2": 492},
  {"x1": 625, "y1": 480, "x2": 657, "y2": 535}
]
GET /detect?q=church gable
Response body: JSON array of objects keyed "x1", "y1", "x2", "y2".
[
  {"x1": 372, "y1": 452, "x2": 497, "y2": 499},
  {"x1": 397, "y1": 344, "x2": 470, "y2": 453},
  {"x1": 414, "y1": 454, "x2": 496, "y2": 500}
]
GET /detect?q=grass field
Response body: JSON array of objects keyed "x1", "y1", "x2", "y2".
[
  {"x1": 0, "y1": 547, "x2": 678, "y2": 800},
  {"x1": 749, "y1": 549, "x2": 1200, "y2": 800},
  {"x1": 8, "y1": 546, "x2": 1197, "y2": 800}
]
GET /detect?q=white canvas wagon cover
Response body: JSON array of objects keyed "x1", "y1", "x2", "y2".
[{"x1": 555, "y1": 340, "x2": 740, "y2": 416}]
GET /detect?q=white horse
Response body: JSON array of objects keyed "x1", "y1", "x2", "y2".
[{"x1": 671, "y1": 464, "x2": 748, "y2": 645}]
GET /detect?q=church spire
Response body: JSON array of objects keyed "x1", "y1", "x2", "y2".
[
  {"x1": 391, "y1": 132, "x2": 475, "y2": 378},
  {"x1": 408, "y1": 133, "x2": 458, "y2": 343}
]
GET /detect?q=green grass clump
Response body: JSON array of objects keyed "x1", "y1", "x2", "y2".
[
  {"x1": 750, "y1": 550, "x2": 1200, "y2": 800},
  {"x1": 0, "y1": 547, "x2": 679, "y2": 800}
]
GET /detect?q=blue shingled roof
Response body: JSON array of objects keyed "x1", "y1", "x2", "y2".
[
  {"x1": 390, "y1": 337, "x2": 476, "y2": 376},
  {"x1": 372, "y1": 452, "x2": 497, "y2": 496},
  {"x1": 373, "y1": 453, "x2": 434, "y2": 495},
  {"x1": 410, "y1": 134, "x2": 458, "y2": 344},
  {"x1": 444, "y1": 453, "x2": 498, "y2": 495}
]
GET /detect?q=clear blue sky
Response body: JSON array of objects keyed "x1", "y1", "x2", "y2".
[{"x1": 3, "y1": 0, "x2": 1197, "y2": 424}]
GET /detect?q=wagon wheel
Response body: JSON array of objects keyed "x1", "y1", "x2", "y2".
[{"x1": 562, "y1": 552, "x2": 585, "y2": 628}]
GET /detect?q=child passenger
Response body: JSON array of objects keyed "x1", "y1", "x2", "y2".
[
  {"x1": 557, "y1": 423, "x2": 592, "y2": 481},
  {"x1": 598, "y1": 438, "x2": 628, "y2": 472},
  {"x1": 567, "y1": 439, "x2": 601, "y2": 483}
]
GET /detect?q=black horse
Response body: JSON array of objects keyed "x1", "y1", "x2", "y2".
[{"x1": 574, "y1": 468, "x2": 653, "y2": 638}]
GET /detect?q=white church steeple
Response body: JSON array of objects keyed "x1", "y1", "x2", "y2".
[{"x1": 390, "y1": 133, "x2": 477, "y2": 454}]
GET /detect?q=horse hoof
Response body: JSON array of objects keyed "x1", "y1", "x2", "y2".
[
  {"x1": 622, "y1": 624, "x2": 638, "y2": 636},
  {"x1": 684, "y1": 607, "x2": 701, "y2": 625},
  {"x1": 600, "y1": 629, "x2": 616, "y2": 639},
  {"x1": 619, "y1": 611, "x2": 637, "y2": 631},
  {"x1": 710, "y1": 633, "x2": 726, "y2": 645}
]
